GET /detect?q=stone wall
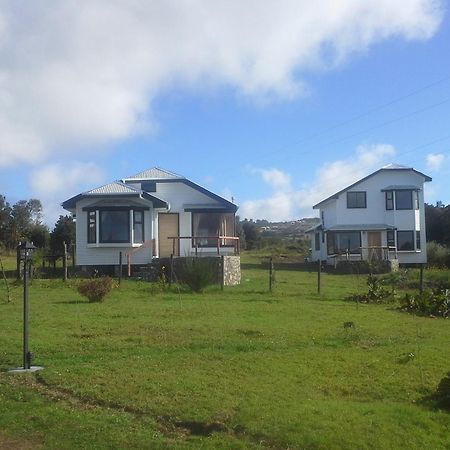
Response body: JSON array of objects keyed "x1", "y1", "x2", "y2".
[{"x1": 222, "y1": 255, "x2": 241, "y2": 286}]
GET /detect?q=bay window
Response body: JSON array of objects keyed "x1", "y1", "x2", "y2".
[{"x1": 396, "y1": 231, "x2": 414, "y2": 251}]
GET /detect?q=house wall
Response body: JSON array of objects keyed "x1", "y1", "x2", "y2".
[
  {"x1": 75, "y1": 197, "x2": 154, "y2": 266},
  {"x1": 316, "y1": 170, "x2": 428, "y2": 264}
]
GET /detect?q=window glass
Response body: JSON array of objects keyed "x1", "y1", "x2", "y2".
[
  {"x1": 397, "y1": 231, "x2": 414, "y2": 251},
  {"x1": 416, "y1": 231, "x2": 421, "y2": 250},
  {"x1": 88, "y1": 211, "x2": 96, "y2": 243},
  {"x1": 133, "y1": 210, "x2": 144, "y2": 243},
  {"x1": 315, "y1": 232, "x2": 320, "y2": 251},
  {"x1": 395, "y1": 190, "x2": 413, "y2": 210},
  {"x1": 100, "y1": 210, "x2": 130, "y2": 243},
  {"x1": 386, "y1": 191, "x2": 394, "y2": 210},
  {"x1": 192, "y1": 213, "x2": 234, "y2": 247},
  {"x1": 347, "y1": 192, "x2": 366, "y2": 208},
  {"x1": 414, "y1": 191, "x2": 419, "y2": 210},
  {"x1": 327, "y1": 232, "x2": 361, "y2": 254},
  {"x1": 387, "y1": 230, "x2": 395, "y2": 247}
]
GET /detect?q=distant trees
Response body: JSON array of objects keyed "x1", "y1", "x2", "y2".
[
  {"x1": 50, "y1": 215, "x2": 75, "y2": 254},
  {"x1": 425, "y1": 202, "x2": 450, "y2": 246},
  {"x1": 0, "y1": 195, "x2": 49, "y2": 249}
]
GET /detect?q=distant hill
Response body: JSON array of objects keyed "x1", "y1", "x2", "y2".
[{"x1": 255, "y1": 218, "x2": 320, "y2": 239}]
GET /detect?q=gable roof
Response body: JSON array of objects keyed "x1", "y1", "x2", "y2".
[
  {"x1": 122, "y1": 167, "x2": 183, "y2": 181},
  {"x1": 313, "y1": 164, "x2": 432, "y2": 209},
  {"x1": 62, "y1": 181, "x2": 168, "y2": 210}
]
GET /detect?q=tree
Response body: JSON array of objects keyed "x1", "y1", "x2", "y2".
[
  {"x1": 425, "y1": 202, "x2": 450, "y2": 246},
  {"x1": 0, "y1": 195, "x2": 11, "y2": 247},
  {"x1": 242, "y1": 219, "x2": 260, "y2": 250},
  {"x1": 50, "y1": 215, "x2": 75, "y2": 254}
]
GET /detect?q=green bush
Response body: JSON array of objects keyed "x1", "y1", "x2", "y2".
[
  {"x1": 436, "y1": 372, "x2": 450, "y2": 410},
  {"x1": 346, "y1": 274, "x2": 393, "y2": 304},
  {"x1": 179, "y1": 258, "x2": 216, "y2": 293},
  {"x1": 399, "y1": 288, "x2": 450, "y2": 318},
  {"x1": 77, "y1": 277, "x2": 113, "y2": 302},
  {"x1": 427, "y1": 241, "x2": 450, "y2": 268}
]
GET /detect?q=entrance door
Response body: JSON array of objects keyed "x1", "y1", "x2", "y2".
[
  {"x1": 368, "y1": 232, "x2": 382, "y2": 260},
  {"x1": 158, "y1": 213, "x2": 179, "y2": 257}
]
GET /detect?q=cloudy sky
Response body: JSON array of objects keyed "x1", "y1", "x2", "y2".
[{"x1": 0, "y1": 0, "x2": 449, "y2": 224}]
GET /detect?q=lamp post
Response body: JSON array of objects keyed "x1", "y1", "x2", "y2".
[{"x1": 9, "y1": 241, "x2": 43, "y2": 373}]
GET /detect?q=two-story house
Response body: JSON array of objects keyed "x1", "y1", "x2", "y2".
[{"x1": 307, "y1": 164, "x2": 431, "y2": 265}]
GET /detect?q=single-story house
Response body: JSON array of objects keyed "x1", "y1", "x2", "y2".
[{"x1": 62, "y1": 167, "x2": 238, "y2": 268}]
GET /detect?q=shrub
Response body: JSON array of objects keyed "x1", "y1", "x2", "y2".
[
  {"x1": 399, "y1": 288, "x2": 450, "y2": 318},
  {"x1": 435, "y1": 372, "x2": 450, "y2": 410},
  {"x1": 179, "y1": 258, "x2": 216, "y2": 293},
  {"x1": 427, "y1": 241, "x2": 450, "y2": 268},
  {"x1": 346, "y1": 274, "x2": 393, "y2": 304},
  {"x1": 77, "y1": 277, "x2": 113, "y2": 302}
]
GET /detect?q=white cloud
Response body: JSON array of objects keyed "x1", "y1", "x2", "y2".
[
  {"x1": 426, "y1": 153, "x2": 445, "y2": 171},
  {"x1": 239, "y1": 143, "x2": 396, "y2": 220},
  {"x1": 0, "y1": 1, "x2": 443, "y2": 167},
  {"x1": 29, "y1": 161, "x2": 105, "y2": 225}
]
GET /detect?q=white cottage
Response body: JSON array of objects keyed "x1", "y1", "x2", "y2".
[
  {"x1": 307, "y1": 164, "x2": 431, "y2": 265},
  {"x1": 62, "y1": 167, "x2": 238, "y2": 268}
]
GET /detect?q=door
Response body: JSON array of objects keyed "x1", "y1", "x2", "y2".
[
  {"x1": 367, "y1": 232, "x2": 382, "y2": 260},
  {"x1": 158, "y1": 213, "x2": 179, "y2": 257}
]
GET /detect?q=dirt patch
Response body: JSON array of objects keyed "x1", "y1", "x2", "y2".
[{"x1": 0, "y1": 435, "x2": 40, "y2": 450}]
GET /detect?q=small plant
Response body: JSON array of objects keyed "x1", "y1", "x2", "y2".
[
  {"x1": 435, "y1": 371, "x2": 450, "y2": 410},
  {"x1": 77, "y1": 277, "x2": 113, "y2": 302},
  {"x1": 345, "y1": 274, "x2": 393, "y2": 304},
  {"x1": 399, "y1": 288, "x2": 450, "y2": 318},
  {"x1": 179, "y1": 258, "x2": 216, "y2": 293}
]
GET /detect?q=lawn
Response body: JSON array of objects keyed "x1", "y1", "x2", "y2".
[{"x1": 0, "y1": 258, "x2": 449, "y2": 449}]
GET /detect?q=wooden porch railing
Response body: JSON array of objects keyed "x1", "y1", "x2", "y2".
[
  {"x1": 167, "y1": 236, "x2": 240, "y2": 256},
  {"x1": 328, "y1": 246, "x2": 398, "y2": 267}
]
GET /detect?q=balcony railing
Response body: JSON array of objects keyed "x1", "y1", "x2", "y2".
[{"x1": 167, "y1": 236, "x2": 240, "y2": 256}]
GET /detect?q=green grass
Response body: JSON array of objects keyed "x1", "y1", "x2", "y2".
[{"x1": 0, "y1": 260, "x2": 449, "y2": 449}]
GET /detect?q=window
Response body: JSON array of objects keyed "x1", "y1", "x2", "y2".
[
  {"x1": 88, "y1": 211, "x2": 96, "y2": 244},
  {"x1": 414, "y1": 191, "x2": 419, "y2": 210},
  {"x1": 327, "y1": 232, "x2": 361, "y2": 255},
  {"x1": 315, "y1": 232, "x2": 320, "y2": 251},
  {"x1": 395, "y1": 190, "x2": 413, "y2": 210},
  {"x1": 416, "y1": 231, "x2": 421, "y2": 250},
  {"x1": 387, "y1": 230, "x2": 395, "y2": 247},
  {"x1": 347, "y1": 192, "x2": 366, "y2": 208},
  {"x1": 141, "y1": 182, "x2": 156, "y2": 192},
  {"x1": 192, "y1": 213, "x2": 234, "y2": 247},
  {"x1": 100, "y1": 210, "x2": 130, "y2": 243},
  {"x1": 385, "y1": 191, "x2": 394, "y2": 210},
  {"x1": 397, "y1": 231, "x2": 414, "y2": 251},
  {"x1": 133, "y1": 210, "x2": 144, "y2": 243}
]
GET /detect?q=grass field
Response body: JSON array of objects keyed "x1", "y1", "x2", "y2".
[{"x1": 0, "y1": 256, "x2": 449, "y2": 449}]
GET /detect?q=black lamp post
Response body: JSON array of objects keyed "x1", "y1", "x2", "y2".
[{"x1": 9, "y1": 242, "x2": 43, "y2": 373}]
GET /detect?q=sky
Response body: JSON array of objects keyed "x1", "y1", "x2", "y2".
[{"x1": 0, "y1": 0, "x2": 449, "y2": 226}]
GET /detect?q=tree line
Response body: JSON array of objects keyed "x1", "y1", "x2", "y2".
[{"x1": 0, "y1": 194, "x2": 75, "y2": 254}]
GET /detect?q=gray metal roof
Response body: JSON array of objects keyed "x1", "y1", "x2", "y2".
[
  {"x1": 85, "y1": 181, "x2": 141, "y2": 195},
  {"x1": 123, "y1": 167, "x2": 183, "y2": 180},
  {"x1": 326, "y1": 224, "x2": 395, "y2": 232}
]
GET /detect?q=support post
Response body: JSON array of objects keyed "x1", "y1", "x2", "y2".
[
  {"x1": 63, "y1": 242, "x2": 68, "y2": 281},
  {"x1": 269, "y1": 257, "x2": 273, "y2": 292},
  {"x1": 419, "y1": 264, "x2": 424, "y2": 294},
  {"x1": 169, "y1": 254, "x2": 174, "y2": 286},
  {"x1": 127, "y1": 254, "x2": 131, "y2": 277},
  {"x1": 119, "y1": 251, "x2": 123, "y2": 285},
  {"x1": 317, "y1": 260, "x2": 321, "y2": 295}
]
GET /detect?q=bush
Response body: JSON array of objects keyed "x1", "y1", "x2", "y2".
[
  {"x1": 346, "y1": 274, "x2": 393, "y2": 304},
  {"x1": 399, "y1": 288, "x2": 450, "y2": 318},
  {"x1": 77, "y1": 277, "x2": 113, "y2": 302},
  {"x1": 427, "y1": 241, "x2": 450, "y2": 268},
  {"x1": 179, "y1": 258, "x2": 216, "y2": 293},
  {"x1": 436, "y1": 372, "x2": 450, "y2": 410}
]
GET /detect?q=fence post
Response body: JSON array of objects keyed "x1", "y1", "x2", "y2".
[
  {"x1": 269, "y1": 257, "x2": 273, "y2": 292},
  {"x1": 419, "y1": 264, "x2": 424, "y2": 294},
  {"x1": 221, "y1": 255, "x2": 225, "y2": 290},
  {"x1": 119, "y1": 251, "x2": 123, "y2": 285},
  {"x1": 317, "y1": 260, "x2": 321, "y2": 295},
  {"x1": 63, "y1": 241, "x2": 68, "y2": 281},
  {"x1": 169, "y1": 254, "x2": 174, "y2": 286}
]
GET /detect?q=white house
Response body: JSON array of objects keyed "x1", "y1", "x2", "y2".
[
  {"x1": 307, "y1": 164, "x2": 431, "y2": 265},
  {"x1": 62, "y1": 167, "x2": 238, "y2": 267}
]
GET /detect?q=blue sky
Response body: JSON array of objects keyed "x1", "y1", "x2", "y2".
[{"x1": 0, "y1": 1, "x2": 449, "y2": 225}]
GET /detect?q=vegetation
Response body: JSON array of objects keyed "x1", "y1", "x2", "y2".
[
  {"x1": 77, "y1": 277, "x2": 114, "y2": 303},
  {"x1": 0, "y1": 255, "x2": 449, "y2": 449},
  {"x1": 346, "y1": 274, "x2": 393, "y2": 304},
  {"x1": 178, "y1": 257, "x2": 217, "y2": 292},
  {"x1": 400, "y1": 288, "x2": 450, "y2": 318}
]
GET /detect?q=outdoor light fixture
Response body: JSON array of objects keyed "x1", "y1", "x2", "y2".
[{"x1": 9, "y1": 241, "x2": 43, "y2": 373}]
